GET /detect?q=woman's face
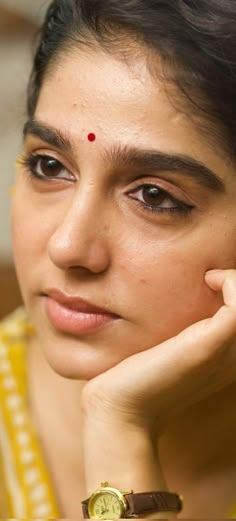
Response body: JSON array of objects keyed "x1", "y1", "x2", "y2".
[{"x1": 11, "y1": 46, "x2": 236, "y2": 379}]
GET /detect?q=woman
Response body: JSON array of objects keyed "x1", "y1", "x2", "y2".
[{"x1": 1, "y1": 0, "x2": 236, "y2": 517}]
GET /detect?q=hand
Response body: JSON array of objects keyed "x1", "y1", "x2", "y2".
[{"x1": 82, "y1": 269, "x2": 236, "y2": 436}]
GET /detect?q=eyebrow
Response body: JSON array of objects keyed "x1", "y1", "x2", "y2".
[
  {"x1": 23, "y1": 119, "x2": 225, "y2": 192},
  {"x1": 23, "y1": 119, "x2": 72, "y2": 152}
]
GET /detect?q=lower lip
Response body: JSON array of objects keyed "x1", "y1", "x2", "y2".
[{"x1": 45, "y1": 297, "x2": 118, "y2": 335}]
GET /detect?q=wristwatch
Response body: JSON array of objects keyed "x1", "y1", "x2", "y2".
[{"x1": 82, "y1": 482, "x2": 183, "y2": 519}]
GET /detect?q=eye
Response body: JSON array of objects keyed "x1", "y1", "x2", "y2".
[
  {"x1": 21, "y1": 153, "x2": 74, "y2": 181},
  {"x1": 138, "y1": 185, "x2": 172, "y2": 207},
  {"x1": 128, "y1": 183, "x2": 192, "y2": 213},
  {"x1": 36, "y1": 156, "x2": 66, "y2": 178}
]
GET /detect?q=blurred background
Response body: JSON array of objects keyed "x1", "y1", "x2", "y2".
[{"x1": 0, "y1": 1, "x2": 50, "y2": 318}]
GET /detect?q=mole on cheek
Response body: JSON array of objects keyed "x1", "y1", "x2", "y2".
[{"x1": 140, "y1": 278, "x2": 148, "y2": 285}]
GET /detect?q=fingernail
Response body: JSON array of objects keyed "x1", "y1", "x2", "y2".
[{"x1": 205, "y1": 269, "x2": 223, "y2": 276}]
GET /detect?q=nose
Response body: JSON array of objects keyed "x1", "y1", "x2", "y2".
[{"x1": 47, "y1": 188, "x2": 111, "y2": 274}]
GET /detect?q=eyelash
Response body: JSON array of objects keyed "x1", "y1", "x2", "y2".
[
  {"x1": 128, "y1": 187, "x2": 193, "y2": 215},
  {"x1": 19, "y1": 153, "x2": 71, "y2": 181},
  {"x1": 20, "y1": 152, "x2": 194, "y2": 216}
]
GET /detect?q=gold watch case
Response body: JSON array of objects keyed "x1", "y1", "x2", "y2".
[{"x1": 88, "y1": 482, "x2": 133, "y2": 519}]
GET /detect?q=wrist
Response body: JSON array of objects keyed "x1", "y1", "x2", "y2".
[{"x1": 83, "y1": 415, "x2": 167, "y2": 495}]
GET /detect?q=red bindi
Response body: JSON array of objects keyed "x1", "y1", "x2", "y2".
[{"x1": 88, "y1": 133, "x2": 96, "y2": 142}]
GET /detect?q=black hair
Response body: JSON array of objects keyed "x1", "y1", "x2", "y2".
[{"x1": 28, "y1": 0, "x2": 236, "y2": 159}]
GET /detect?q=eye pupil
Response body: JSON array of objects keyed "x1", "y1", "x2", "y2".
[
  {"x1": 143, "y1": 185, "x2": 165, "y2": 205},
  {"x1": 41, "y1": 157, "x2": 62, "y2": 177}
]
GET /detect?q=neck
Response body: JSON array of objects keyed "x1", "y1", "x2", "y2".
[{"x1": 27, "y1": 335, "x2": 85, "y2": 439}]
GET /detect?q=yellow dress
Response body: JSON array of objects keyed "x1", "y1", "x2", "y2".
[
  {"x1": 0, "y1": 307, "x2": 59, "y2": 518},
  {"x1": 1, "y1": 307, "x2": 236, "y2": 518}
]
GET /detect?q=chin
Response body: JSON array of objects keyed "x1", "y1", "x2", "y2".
[
  {"x1": 41, "y1": 339, "x2": 119, "y2": 381},
  {"x1": 49, "y1": 360, "x2": 106, "y2": 380}
]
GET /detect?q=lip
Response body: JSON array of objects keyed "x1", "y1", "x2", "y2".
[{"x1": 44, "y1": 288, "x2": 120, "y2": 335}]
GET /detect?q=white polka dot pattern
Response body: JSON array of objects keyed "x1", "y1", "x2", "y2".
[{"x1": 0, "y1": 308, "x2": 59, "y2": 517}]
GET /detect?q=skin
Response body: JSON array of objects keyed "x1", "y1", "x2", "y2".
[
  {"x1": 12, "y1": 47, "x2": 236, "y2": 379},
  {"x1": 11, "y1": 44, "x2": 236, "y2": 517}
]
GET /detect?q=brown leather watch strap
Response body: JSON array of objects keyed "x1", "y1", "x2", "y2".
[
  {"x1": 81, "y1": 499, "x2": 89, "y2": 519},
  {"x1": 125, "y1": 490, "x2": 183, "y2": 516}
]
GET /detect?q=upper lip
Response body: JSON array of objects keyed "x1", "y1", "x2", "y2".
[{"x1": 45, "y1": 288, "x2": 119, "y2": 316}]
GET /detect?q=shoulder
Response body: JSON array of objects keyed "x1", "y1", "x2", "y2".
[{"x1": 0, "y1": 308, "x2": 35, "y2": 391}]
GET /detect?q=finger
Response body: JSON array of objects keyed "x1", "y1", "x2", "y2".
[
  {"x1": 205, "y1": 269, "x2": 236, "y2": 308},
  {"x1": 103, "y1": 269, "x2": 236, "y2": 417}
]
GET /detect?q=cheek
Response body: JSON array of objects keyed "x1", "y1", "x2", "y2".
[
  {"x1": 11, "y1": 191, "x2": 52, "y2": 299},
  {"x1": 118, "y1": 240, "x2": 224, "y2": 343}
]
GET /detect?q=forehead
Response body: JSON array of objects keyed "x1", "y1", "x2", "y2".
[
  {"x1": 35, "y1": 46, "x2": 232, "y2": 180},
  {"x1": 37, "y1": 47, "x2": 170, "y2": 140}
]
